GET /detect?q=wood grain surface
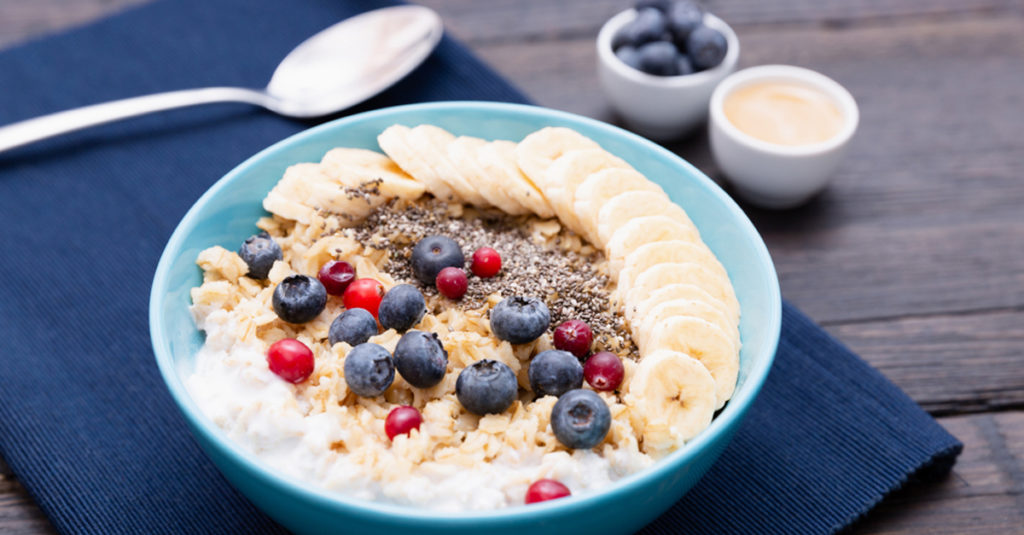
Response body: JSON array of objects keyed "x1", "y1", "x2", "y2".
[{"x1": 1, "y1": 0, "x2": 1022, "y2": 533}]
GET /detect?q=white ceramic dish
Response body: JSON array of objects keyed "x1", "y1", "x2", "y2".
[
  {"x1": 709, "y1": 65, "x2": 859, "y2": 209},
  {"x1": 597, "y1": 9, "x2": 740, "y2": 141}
]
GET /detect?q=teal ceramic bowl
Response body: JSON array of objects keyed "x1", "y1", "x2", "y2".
[{"x1": 150, "y1": 101, "x2": 780, "y2": 535}]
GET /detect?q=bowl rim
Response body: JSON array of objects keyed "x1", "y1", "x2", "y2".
[
  {"x1": 150, "y1": 100, "x2": 781, "y2": 522},
  {"x1": 596, "y1": 9, "x2": 740, "y2": 88},
  {"x1": 709, "y1": 64, "x2": 860, "y2": 156}
]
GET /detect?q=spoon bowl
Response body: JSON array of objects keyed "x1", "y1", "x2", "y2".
[{"x1": 266, "y1": 5, "x2": 443, "y2": 117}]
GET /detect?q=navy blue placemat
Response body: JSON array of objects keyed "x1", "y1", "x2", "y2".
[{"x1": 0, "y1": 1, "x2": 961, "y2": 533}]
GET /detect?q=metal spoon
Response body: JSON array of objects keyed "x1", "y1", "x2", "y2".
[{"x1": 0, "y1": 5, "x2": 443, "y2": 155}]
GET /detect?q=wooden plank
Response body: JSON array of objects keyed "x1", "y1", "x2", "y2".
[
  {"x1": 938, "y1": 412, "x2": 1022, "y2": 499},
  {"x1": 767, "y1": 221, "x2": 1024, "y2": 324},
  {"x1": 0, "y1": 459, "x2": 55, "y2": 535},
  {"x1": 3, "y1": 0, "x2": 1018, "y2": 51},
  {"x1": 0, "y1": 0, "x2": 147, "y2": 49},
  {"x1": 420, "y1": 0, "x2": 1021, "y2": 44},
  {"x1": 850, "y1": 412, "x2": 1024, "y2": 534},
  {"x1": 471, "y1": 15, "x2": 1024, "y2": 323},
  {"x1": 831, "y1": 310, "x2": 1024, "y2": 416},
  {"x1": 852, "y1": 495, "x2": 1024, "y2": 535}
]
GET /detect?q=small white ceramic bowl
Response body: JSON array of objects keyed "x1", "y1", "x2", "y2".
[
  {"x1": 597, "y1": 9, "x2": 740, "y2": 141},
  {"x1": 709, "y1": 65, "x2": 859, "y2": 209}
]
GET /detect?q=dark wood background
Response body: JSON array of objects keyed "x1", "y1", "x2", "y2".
[{"x1": 2, "y1": 0, "x2": 1023, "y2": 533}]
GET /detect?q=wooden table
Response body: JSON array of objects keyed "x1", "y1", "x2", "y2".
[{"x1": 2, "y1": 0, "x2": 1022, "y2": 533}]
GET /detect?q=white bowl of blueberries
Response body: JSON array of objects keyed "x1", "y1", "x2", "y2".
[{"x1": 598, "y1": 0, "x2": 739, "y2": 140}]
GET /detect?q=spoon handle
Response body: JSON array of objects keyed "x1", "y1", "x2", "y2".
[{"x1": 0, "y1": 86, "x2": 272, "y2": 155}]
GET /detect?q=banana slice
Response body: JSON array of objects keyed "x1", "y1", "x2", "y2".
[
  {"x1": 263, "y1": 163, "x2": 317, "y2": 223},
  {"x1": 303, "y1": 180, "x2": 380, "y2": 223},
  {"x1": 622, "y1": 262, "x2": 740, "y2": 324},
  {"x1": 263, "y1": 189, "x2": 315, "y2": 224},
  {"x1": 320, "y1": 148, "x2": 426, "y2": 200},
  {"x1": 408, "y1": 125, "x2": 492, "y2": 208},
  {"x1": 515, "y1": 127, "x2": 603, "y2": 189},
  {"x1": 448, "y1": 136, "x2": 528, "y2": 215},
  {"x1": 574, "y1": 168, "x2": 664, "y2": 247},
  {"x1": 320, "y1": 147, "x2": 401, "y2": 173},
  {"x1": 264, "y1": 163, "x2": 381, "y2": 225},
  {"x1": 633, "y1": 298, "x2": 741, "y2": 354},
  {"x1": 477, "y1": 140, "x2": 556, "y2": 219},
  {"x1": 643, "y1": 316, "x2": 738, "y2": 408},
  {"x1": 378, "y1": 125, "x2": 458, "y2": 202},
  {"x1": 605, "y1": 216, "x2": 703, "y2": 275},
  {"x1": 543, "y1": 148, "x2": 631, "y2": 237},
  {"x1": 625, "y1": 350, "x2": 716, "y2": 455},
  {"x1": 597, "y1": 191, "x2": 698, "y2": 247},
  {"x1": 617, "y1": 240, "x2": 729, "y2": 284},
  {"x1": 625, "y1": 282, "x2": 730, "y2": 324}
]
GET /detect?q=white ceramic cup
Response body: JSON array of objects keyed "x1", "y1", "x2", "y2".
[
  {"x1": 597, "y1": 9, "x2": 740, "y2": 141},
  {"x1": 709, "y1": 65, "x2": 859, "y2": 209}
]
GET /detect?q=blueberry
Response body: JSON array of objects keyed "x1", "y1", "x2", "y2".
[
  {"x1": 637, "y1": 41, "x2": 680, "y2": 76},
  {"x1": 687, "y1": 25, "x2": 727, "y2": 71},
  {"x1": 343, "y1": 343, "x2": 395, "y2": 397},
  {"x1": 272, "y1": 274, "x2": 327, "y2": 324},
  {"x1": 238, "y1": 232, "x2": 282, "y2": 280},
  {"x1": 615, "y1": 46, "x2": 643, "y2": 71},
  {"x1": 667, "y1": 1, "x2": 704, "y2": 45},
  {"x1": 456, "y1": 360, "x2": 518, "y2": 415},
  {"x1": 614, "y1": 7, "x2": 667, "y2": 48},
  {"x1": 378, "y1": 284, "x2": 426, "y2": 332},
  {"x1": 550, "y1": 389, "x2": 612, "y2": 450},
  {"x1": 675, "y1": 54, "x2": 695, "y2": 76},
  {"x1": 394, "y1": 330, "x2": 448, "y2": 388},
  {"x1": 489, "y1": 296, "x2": 550, "y2": 344},
  {"x1": 411, "y1": 236, "x2": 464, "y2": 285},
  {"x1": 328, "y1": 308, "x2": 378, "y2": 347},
  {"x1": 529, "y1": 350, "x2": 584, "y2": 398},
  {"x1": 635, "y1": 0, "x2": 671, "y2": 12}
]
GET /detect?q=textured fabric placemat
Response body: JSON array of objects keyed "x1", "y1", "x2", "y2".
[{"x1": 0, "y1": 1, "x2": 961, "y2": 533}]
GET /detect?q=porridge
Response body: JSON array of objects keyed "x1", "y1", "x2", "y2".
[{"x1": 187, "y1": 124, "x2": 741, "y2": 510}]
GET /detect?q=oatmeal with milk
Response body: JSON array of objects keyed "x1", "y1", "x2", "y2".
[{"x1": 188, "y1": 124, "x2": 741, "y2": 509}]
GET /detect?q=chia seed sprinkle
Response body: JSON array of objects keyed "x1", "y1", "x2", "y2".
[{"x1": 339, "y1": 197, "x2": 638, "y2": 358}]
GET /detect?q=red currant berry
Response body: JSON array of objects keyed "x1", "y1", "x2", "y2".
[
  {"x1": 525, "y1": 479, "x2": 571, "y2": 504},
  {"x1": 385, "y1": 405, "x2": 423, "y2": 441},
  {"x1": 584, "y1": 351, "x2": 624, "y2": 391},
  {"x1": 471, "y1": 247, "x2": 502, "y2": 278},
  {"x1": 343, "y1": 278, "x2": 385, "y2": 318},
  {"x1": 553, "y1": 320, "x2": 593, "y2": 359},
  {"x1": 267, "y1": 338, "x2": 315, "y2": 383},
  {"x1": 318, "y1": 260, "x2": 355, "y2": 295},
  {"x1": 436, "y1": 267, "x2": 468, "y2": 299}
]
